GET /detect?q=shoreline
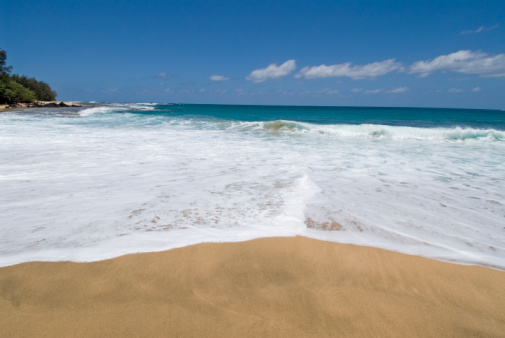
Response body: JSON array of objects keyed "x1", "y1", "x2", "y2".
[
  {"x1": 2, "y1": 236, "x2": 504, "y2": 337},
  {"x1": 0, "y1": 100, "x2": 82, "y2": 111},
  {"x1": 1, "y1": 235, "x2": 504, "y2": 271}
]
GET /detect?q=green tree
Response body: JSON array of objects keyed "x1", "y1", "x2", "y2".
[
  {"x1": 0, "y1": 79, "x2": 37, "y2": 103},
  {"x1": 11, "y1": 74, "x2": 57, "y2": 101},
  {"x1": 0, "y1": 49, "x2": 13, "y2": 76}
]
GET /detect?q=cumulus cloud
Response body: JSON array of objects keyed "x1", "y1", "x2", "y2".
[
  {"x1": 247, "y1": 60, "x2": 296, "y2": 82},
  {"x1": 295, "y1": 59, "x2": 403, "y2": 80},
  {"x1": 449, "y1": 88, "x2": 463, "y2": 93},
  {"x1": 209, "y1": 75, "x2": 231, "y2": 82},
  {"x1": 409, "y1": 50, "x2": 505, "y2": 77},
  {"x1": 460, "y1": 24, "x2": 499, "y2": 35}
]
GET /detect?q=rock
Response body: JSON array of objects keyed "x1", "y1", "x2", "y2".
[
  {"x1": 9, "y1": 102, "x2": 27, "y2": 108},
  {"x1": 43, "y1": 102, "x2": 59, "y2": 107}
]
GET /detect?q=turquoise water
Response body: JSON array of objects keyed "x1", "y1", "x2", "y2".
[
  {"x1": 1, "y1": 103, "x2": 504, "y2": 268},
  {"x1": 132, "y1": 104, "x2": 505, "y2": 129}
]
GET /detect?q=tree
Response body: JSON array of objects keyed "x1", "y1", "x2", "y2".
[
  {"x1": 11, "y1": 74, "x2": 57, "y2": 101},
  {"x1": 0, "y1": 49, "x2": 12, "y2": 76},
  {"x1": 0, "y1": 79, "x2": 37, "y2": 103}
]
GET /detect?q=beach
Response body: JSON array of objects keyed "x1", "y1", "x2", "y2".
[
  {"x1": 3, "y1": 0, "x2": 505, "y2": 335},
  {"x1": 1, "y1": 104, "x2": 504, "y2": 336},
  {"x1": 1, "y1": 236, "x2": 505, "y2": 337}
]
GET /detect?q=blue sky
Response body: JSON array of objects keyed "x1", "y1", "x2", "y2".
[{"x1": 1, "y1": 0, "x2": 504, "y2": 108}]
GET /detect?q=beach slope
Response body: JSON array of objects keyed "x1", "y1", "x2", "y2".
[{"x1": 1, "y1": 236, "x2": 505, "y2": 337}]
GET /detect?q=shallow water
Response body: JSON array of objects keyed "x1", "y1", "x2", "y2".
[{"x1": 1, "y1": 103, "x2": 504, "y2": 268}]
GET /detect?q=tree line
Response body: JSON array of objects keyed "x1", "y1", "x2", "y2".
[{"x1": 1, "y1": 48, "x2": 57, "y2": 104}]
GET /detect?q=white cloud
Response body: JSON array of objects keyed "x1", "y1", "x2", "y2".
[
  {"x1": 209, "y1": 75, "x2": 231, "y2": 82},
  {"x1": 409, "y1": 50, "x2": 505, "y2": 77},
  {"x1": 449, "y1": 88, "x2": 463, "y2": 93},
  {"x1": 460, "y1": 24, "x2": 499, "y2": 35},
  {"x1": 352, "y1": 87, "x2": 408, "y2": 94},
  {"x1": 247, "y1": 60, "x2": 296, "y2": 83},
  {"x1": 387, "y1": 87, "x2": 409, "y2": 93},
  {"x1": 472, "y1": 87, "x2": 481, "y2": 92},
  {"x1": 295, "y1": 59, "x2": 402, "y2": 80}
]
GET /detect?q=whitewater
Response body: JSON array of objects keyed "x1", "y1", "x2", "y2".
[{"x1": 1, "y1": 103, "x2": 504, "y2": 269}]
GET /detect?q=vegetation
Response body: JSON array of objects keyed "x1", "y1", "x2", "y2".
[
  {"x1": 10, "y1": 74, "x2": 57, "y2": 101},
  {"x1": 0, "y1": 48, "x2": 57, "y2": 104},
  {"x1": 0, "y1": 79, "x2": 38, "y2": 103}
]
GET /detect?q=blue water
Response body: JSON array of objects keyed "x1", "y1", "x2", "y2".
[
  {"x1": 140, "y1": 104, "x2": 505, "y2": 129},
  {"x1": 1, "y1": 103, "x2": 504, "y2": 268}
]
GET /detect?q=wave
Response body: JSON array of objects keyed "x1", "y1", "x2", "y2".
[
  {"x1": 79, "y1": 103, "x2": 156, "y2": 116},
  {"x1": 75, "y1": 104, "x2": 504, "y2": 142},
  {"x1": 225, "y1": 120, "x2": 505, "y2": 142}
]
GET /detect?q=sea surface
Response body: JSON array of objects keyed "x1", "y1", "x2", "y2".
[{"x1": 1, "y1": 104, "x2": 504, "y2": 269}]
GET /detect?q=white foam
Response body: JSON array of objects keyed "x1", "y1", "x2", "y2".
[
  {"x1": 0, "y1": 109, "x2": 504, "y2": 269},
  {"x1": 79, "y1": 103, "x2": 155, "y2": 116},
  {"x1": 228, "y1": 120, "x2": 505, "y2": 142}
]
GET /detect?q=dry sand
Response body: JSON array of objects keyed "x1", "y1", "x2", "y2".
[{"x1": 1, "y1": 236, "x2": 505, "y2": 337}]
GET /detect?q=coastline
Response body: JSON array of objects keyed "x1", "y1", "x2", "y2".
[
  {"x1": 1, "y1": 236, "x2": 504, "y2": 337},
  {"x1": 0, "y1": 101, "x2": 82, "y2": 111}
]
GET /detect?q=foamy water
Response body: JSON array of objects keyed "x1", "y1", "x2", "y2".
[{"x1": 1, "y1": 103, "x2": 504, "y2": 268}]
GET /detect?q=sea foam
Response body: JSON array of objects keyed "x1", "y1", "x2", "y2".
[{"x1": 0, "y1": 104, "x2": 504, "y2": 269}]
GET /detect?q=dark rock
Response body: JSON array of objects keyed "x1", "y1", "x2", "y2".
[{"x1": 9, "y1": 102, "x2": 27, "y2": 108}]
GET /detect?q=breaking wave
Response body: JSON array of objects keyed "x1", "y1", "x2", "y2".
[{"x1": 224, "y1": 121, "x2": 505, "y2": 142}]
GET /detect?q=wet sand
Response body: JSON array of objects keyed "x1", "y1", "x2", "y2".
[{"x1": 1, "y1": 236, "x2": 505, "y2": 337}]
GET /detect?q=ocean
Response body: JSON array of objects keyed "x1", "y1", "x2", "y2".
[{"x1": 1, "y1": 103, "x2": 504, "y2": 269}]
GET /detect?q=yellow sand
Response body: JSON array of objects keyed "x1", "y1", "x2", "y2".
[{"x1": 1, "y1": 236, "x2": 505, "y2": 337}]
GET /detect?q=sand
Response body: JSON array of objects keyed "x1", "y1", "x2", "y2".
[{"x1": 1, "y1": 236, "x2": 505, "y2": 337}]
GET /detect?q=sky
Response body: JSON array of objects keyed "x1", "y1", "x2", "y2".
[{"x1": 1, "y1": 0, "x2": 504, "y2": 109}]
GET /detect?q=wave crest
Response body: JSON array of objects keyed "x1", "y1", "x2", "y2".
[
  {"x1": 263, "y1": 120, "x2": 307, "y2": 132},
  {"x1": 230, "y1": 121, "x2": 504, "y2": 142},
  {"x1": 79, "y1": 103, "x2": 156, "y2": 116}
]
